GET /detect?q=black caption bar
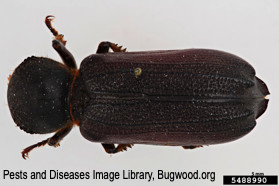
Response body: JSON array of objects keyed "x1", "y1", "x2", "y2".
[{"x1": 223, "y1": 176, "x2": 278, "y2": 185}]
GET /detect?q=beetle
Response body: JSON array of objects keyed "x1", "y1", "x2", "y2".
[{"x1": 7, "y1": 16, "x2": 269, "y2": 159}]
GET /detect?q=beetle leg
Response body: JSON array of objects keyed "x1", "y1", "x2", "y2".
[
  {"x1": 109, "y1": 43, "x2": 127, "y2": 52},
  {"x1": 21, "y1": 122, "x2": 73, "y2": 159},
  {"x1": 102, "y1": 143, "x2": 133, "y2": 154},
  {"x1": 96, "y1": 41, "x2": 127, "y2": 53},
  {"x1": 47, "y1": 122, "x2": 73, "y2": 146},
  {"x1": 52, "y1": 39, "x2": 77, "y2": 69},
  {"x1": 45, "y1": 15, "x2": 66, "y2": 45},
  {"x1": 182, "y1": 145, "x2": 202, "y2": 149},
  {"x1": 114, "y1": 144, "x2": 133, "y2": 152},
  {"x1": 45, "y1": 16, "x2": 78, "y2": 69},
  {"x1": 101, "y1": 144, "x2": 116, "y2": 153},
  {"x1": 21, "y1": 139, "x2": 49, "y2": 160}
]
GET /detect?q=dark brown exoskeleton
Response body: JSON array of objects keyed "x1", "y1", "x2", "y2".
[{"x1": 7, "y1": 16, "x2": 269, "y2": 159}]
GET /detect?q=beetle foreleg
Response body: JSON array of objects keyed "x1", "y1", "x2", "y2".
[
  {"x1": 21, "y1": 123, "x2": 73, "y2": 159},
  {"x1": 102, "y1": 143, "x2": 133, "y2": 154},
  {"x1": 52, "y1": 40, "x2": 77, "y2": 69},
  {"x1": 47, "y1": 122, "x2": 73, "y2": 146},
  {"x1": 45, "y1": 15, "x2": 66, "y2": 45},
  {"x1": 182, "y1": 145, "x2": 202, "y2": 150},
  {"x1": 96, "y1": 41, "x2": 127, "y2": 53},
  {"x1": 45, "y1": 15, "x2": 77, "y2": 69},
  {"x1": 21, "y1": 139, "x2": 49, "y2": 160}
]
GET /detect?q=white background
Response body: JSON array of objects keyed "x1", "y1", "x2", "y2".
[{"x1": 0, "y1": 0, "x2": 278, "y2": 185}]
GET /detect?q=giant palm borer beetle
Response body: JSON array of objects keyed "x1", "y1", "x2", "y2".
[{"x1": 7, "y1": 16, "x2": 269, "y2": 159}]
